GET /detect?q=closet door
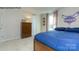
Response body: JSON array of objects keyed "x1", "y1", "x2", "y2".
[
  {"x1": 21, "y1": 22, "x2": 32, "y2": 38},
  {"x1": 0, "y1": 10, "x2": 7, "y2": 41},
  {"x1": 0, "y1": 9, "x2": 22, "y2": 41}
]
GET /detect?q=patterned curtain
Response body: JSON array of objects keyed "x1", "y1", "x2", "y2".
[{"x1": 53, "y1": 10, "x2": 58, "y2": 27}]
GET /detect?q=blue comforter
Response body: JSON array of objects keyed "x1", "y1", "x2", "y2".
[{"x1": 35, "y1": 31, "x2": 79, "y2": 51}]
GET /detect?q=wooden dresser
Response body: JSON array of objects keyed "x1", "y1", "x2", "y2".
[{"x1": 21, "y1": 22, "x2": 32, "y2": 38}]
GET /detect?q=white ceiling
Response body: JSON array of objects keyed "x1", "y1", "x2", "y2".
[
  {"x1": 0, "y1": 7, "x2": 61, "y2": 14},
  {"x1": 0, "y1": 7, "x2": 62, "y2": 19},
  {"x1": 21, "y1": 7, "x2": 61, "y2": 14},
  {"x1": 21, "y1": 7, "x2": 61, "y2": 18},
  {"x1": 0, "y1": 7, "x2": 61, "y2": 18}
]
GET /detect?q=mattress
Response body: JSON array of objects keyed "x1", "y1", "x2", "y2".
[{"x1": 35, "y1": 31, "x2": 79, "y2": 51}]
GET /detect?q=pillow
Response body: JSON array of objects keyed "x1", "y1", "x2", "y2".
[
  {"x1": 55, "y1": 27, "x2": 65, "y2": 31},
  {"x1": 55, "y1": 27, "x2": 79, "y2": 33},
  {"x1": 64, "y1": 28, "x2": 79, "y2": 33}
]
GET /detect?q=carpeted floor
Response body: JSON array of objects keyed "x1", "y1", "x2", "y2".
[{"x1": 0, "y1": 37, "x2": 34, "y2": 51}]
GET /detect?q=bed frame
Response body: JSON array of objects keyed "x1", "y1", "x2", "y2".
[{"x1": 34, "y1": 39, "x2": 55, "y2": 51}]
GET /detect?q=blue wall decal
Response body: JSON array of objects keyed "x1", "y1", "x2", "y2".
[{"x1": 62, "y1": 11, "x2": 79, "y2": 24}]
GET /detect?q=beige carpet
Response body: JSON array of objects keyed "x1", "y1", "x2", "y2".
[{"x1": 0, "y1": 37, "x2": 34, "y2": 51}]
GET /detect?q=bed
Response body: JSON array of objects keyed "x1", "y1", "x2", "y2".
[{"x1": 34, "y1": 28, "x2": 79, "y2": 51}]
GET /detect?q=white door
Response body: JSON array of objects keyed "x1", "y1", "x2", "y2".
[
  {"x1": 32, "y1": 15, "x2": 41, "y2": 36},
  {"x1": 48, "y1": 14, "x2": 56, "y2": 31}
]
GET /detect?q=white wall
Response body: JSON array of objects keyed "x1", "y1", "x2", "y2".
[
  {"x1": 41, "y1": 14, "x2": 47, "y2": 32},
  {"x1": 0, "y1": 9, "x2": 23, "y2": 41},
  {"x1": 0, "y1": 9, "x2": 42, "y2": 41},
  {"x1": 32, "y1": 14, "x2": 41, "y2": 36},
  {"x1": 57, "y1": 7, "x2": 79, "y2": 27}
]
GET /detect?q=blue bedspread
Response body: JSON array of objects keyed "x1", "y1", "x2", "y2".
[{"x1": 35, "y1": 31, "x2": 79, "y2": 51}]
